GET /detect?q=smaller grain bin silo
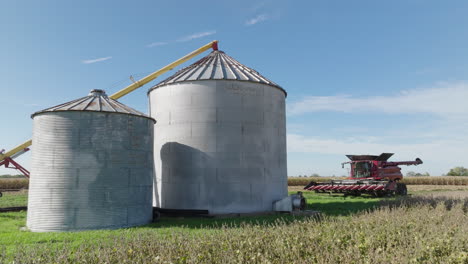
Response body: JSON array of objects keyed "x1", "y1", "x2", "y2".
[{"x1": 27, "y1": 89, "x2": 155, "y2": 232}]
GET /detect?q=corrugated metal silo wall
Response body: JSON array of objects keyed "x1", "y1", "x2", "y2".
[
  {"x1": 150, "y1": 80, "x2": 287, "y2": 214},
  {"x1": 27, "y1": 111, "x2": 154, "y2": 232}
]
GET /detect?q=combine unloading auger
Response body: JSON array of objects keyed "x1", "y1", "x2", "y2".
[
  {"x1": 0, "y1": 41, "x2": 219, "y2": 177},
  {"x1": 304, "y1": 153, "x2": 423, "y2": 197}
]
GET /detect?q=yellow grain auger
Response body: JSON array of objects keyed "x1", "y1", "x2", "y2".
[{"x1": 0, "y1": 41, "x2": 219, "y2": 178}]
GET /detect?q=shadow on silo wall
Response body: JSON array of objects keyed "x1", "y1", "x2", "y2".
[
  {"x1": 158, "y1": 142, "x2": 271, "y2": 213},
  {"x1": 159, "y1": 142, "x2": 218, "y2": 211}
]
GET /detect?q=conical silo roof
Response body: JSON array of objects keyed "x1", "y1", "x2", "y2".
[
  {"x1": 148, "y1": 50, "x2": 286, "y2": 95},
  {"x1": 32, "y1": 89, "x2": 155, "y2": 121}
]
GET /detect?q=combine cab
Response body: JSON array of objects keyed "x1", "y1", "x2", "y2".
[{"x1": 304, "y1": 153, "x2": 423, "y2": 197}]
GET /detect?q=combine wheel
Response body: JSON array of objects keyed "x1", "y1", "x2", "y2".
[{"x1": 396, "y1": 183, "x2": 407, "y2": 196}]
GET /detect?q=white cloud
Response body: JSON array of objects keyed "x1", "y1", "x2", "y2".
[
  {"x1": 288, "y1": 82, "x2": 468, "y2": 117},
  {"x1": 286, "y1": 81, "x2": 468, "y2": 175},
  {"x1": 146, "y1": 42, "x2": 167, "y2": 48},
  {"x1": 81, "y1": 56, "x2": 112, "y2": 64},
  {"x1": 177, "y1": 31, "x2": 216, "y2": 42},
  {"x1": 288, "y1": 134, "x2": 429, "y2": 155},
  {"x1": 245, "y1": 14, "x2": 269, "y2": 26}
]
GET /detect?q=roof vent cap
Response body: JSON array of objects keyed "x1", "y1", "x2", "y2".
[{"x1": 88, "y1": 89, "x2": 107, "y2": 96}]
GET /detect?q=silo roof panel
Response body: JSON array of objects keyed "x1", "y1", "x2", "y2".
[
  {"x1": 222, "y1": 65, "x2": 238, "y2": 80},
  {"x1": 199, "y1": 58, "x2": 215, "y2": 79},
  {"x1": 149, "y1": 50, "x2": 286, "y2": 96},
  {"x1": 32, "y1": 89, "x2": 155, "y2": 122},
  {"x1": 212, "y1": 64, "x2": 224, "y2": 79}
]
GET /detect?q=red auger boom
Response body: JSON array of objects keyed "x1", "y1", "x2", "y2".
[
  {"x1": 304, "y1": 153, "x2": 423, "y2": 197},
  {"x1": 0, "y1": 140, "x2": 32, "y2": 177}
]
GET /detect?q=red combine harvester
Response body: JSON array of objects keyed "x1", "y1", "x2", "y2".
[{"x1": 304, "y1": 153, "x2": 423, "y2": 197}]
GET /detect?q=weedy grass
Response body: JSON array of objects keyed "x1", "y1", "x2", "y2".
[
  {"x1": 0, "y1": 191, "x2": 382, "y2": 254},
  {"x1": 1, "y1": 193, "x2": 467, "y2": 263},
  {"x1": 1, "y1": 189, "x2": 467, "y2": 263}
]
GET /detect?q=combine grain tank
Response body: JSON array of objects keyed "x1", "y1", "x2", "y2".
[
  {"x1": 148, "y1": 50, "x2": 287, "y2": 214},
  {"x1": 27, "y1": 89, "x2": 155, "y2": 232}
]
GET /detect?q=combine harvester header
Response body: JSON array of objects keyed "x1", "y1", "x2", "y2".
[
  {"x1": 304, "y1": 153, "x2": 423, "y2": 197},
  {"x1": 0, "y1": 40, "x2": 219, "y2": 177}
]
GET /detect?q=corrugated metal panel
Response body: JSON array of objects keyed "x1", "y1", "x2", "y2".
[
  {"x1": 32, "y1": 89, "x2": 155, "y2": 122},
  {"x1": 27, "y1": 108, "x2": 154, "y2": 232},
  {"x1": 150, "y1": 80, "x2": 287, "y2": 214},
  {"x1": 148, "y1": 51, "x2": 286, "y2": 96}
]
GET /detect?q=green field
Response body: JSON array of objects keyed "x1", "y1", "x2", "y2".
[
  {"x1": 1, "y1": 186, "x2": 467, "y2": 263},
  {"x1": 0, "y1": 190, "x2": 27, "y2": 207}
]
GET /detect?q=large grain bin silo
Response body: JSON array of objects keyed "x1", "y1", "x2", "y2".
[
  {"x1": 27, "y1": 89, "x2": 155, "y2": 232},
  {"x1": 148, "y1": 50, "x2": 287, "y2": 214}
]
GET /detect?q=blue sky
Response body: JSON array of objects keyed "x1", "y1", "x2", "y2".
[{"x1": 1, "y1": 0, "x2": 467, "y2": 176}]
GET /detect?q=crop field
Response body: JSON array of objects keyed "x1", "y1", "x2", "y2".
[
  {"x1": 401, "y1": 176, "x2": 468, "y2": 186},
  {"x1": 0, "y1": 178, "x2": 29, "y2": 190},
  {"x1": 2, "y1": 176, "x2": 468, "y2": 191},
  {"x1": 1, "y1": 185, "x2": 467, "y2": 263}
]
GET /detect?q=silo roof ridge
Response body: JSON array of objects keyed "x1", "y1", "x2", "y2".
[
  {"x1": 148, "y1": 50, "x2": 286, "y2": 96},
  {"x1": 31, "y1": 89, "x2": 155, "y2": 122}
]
